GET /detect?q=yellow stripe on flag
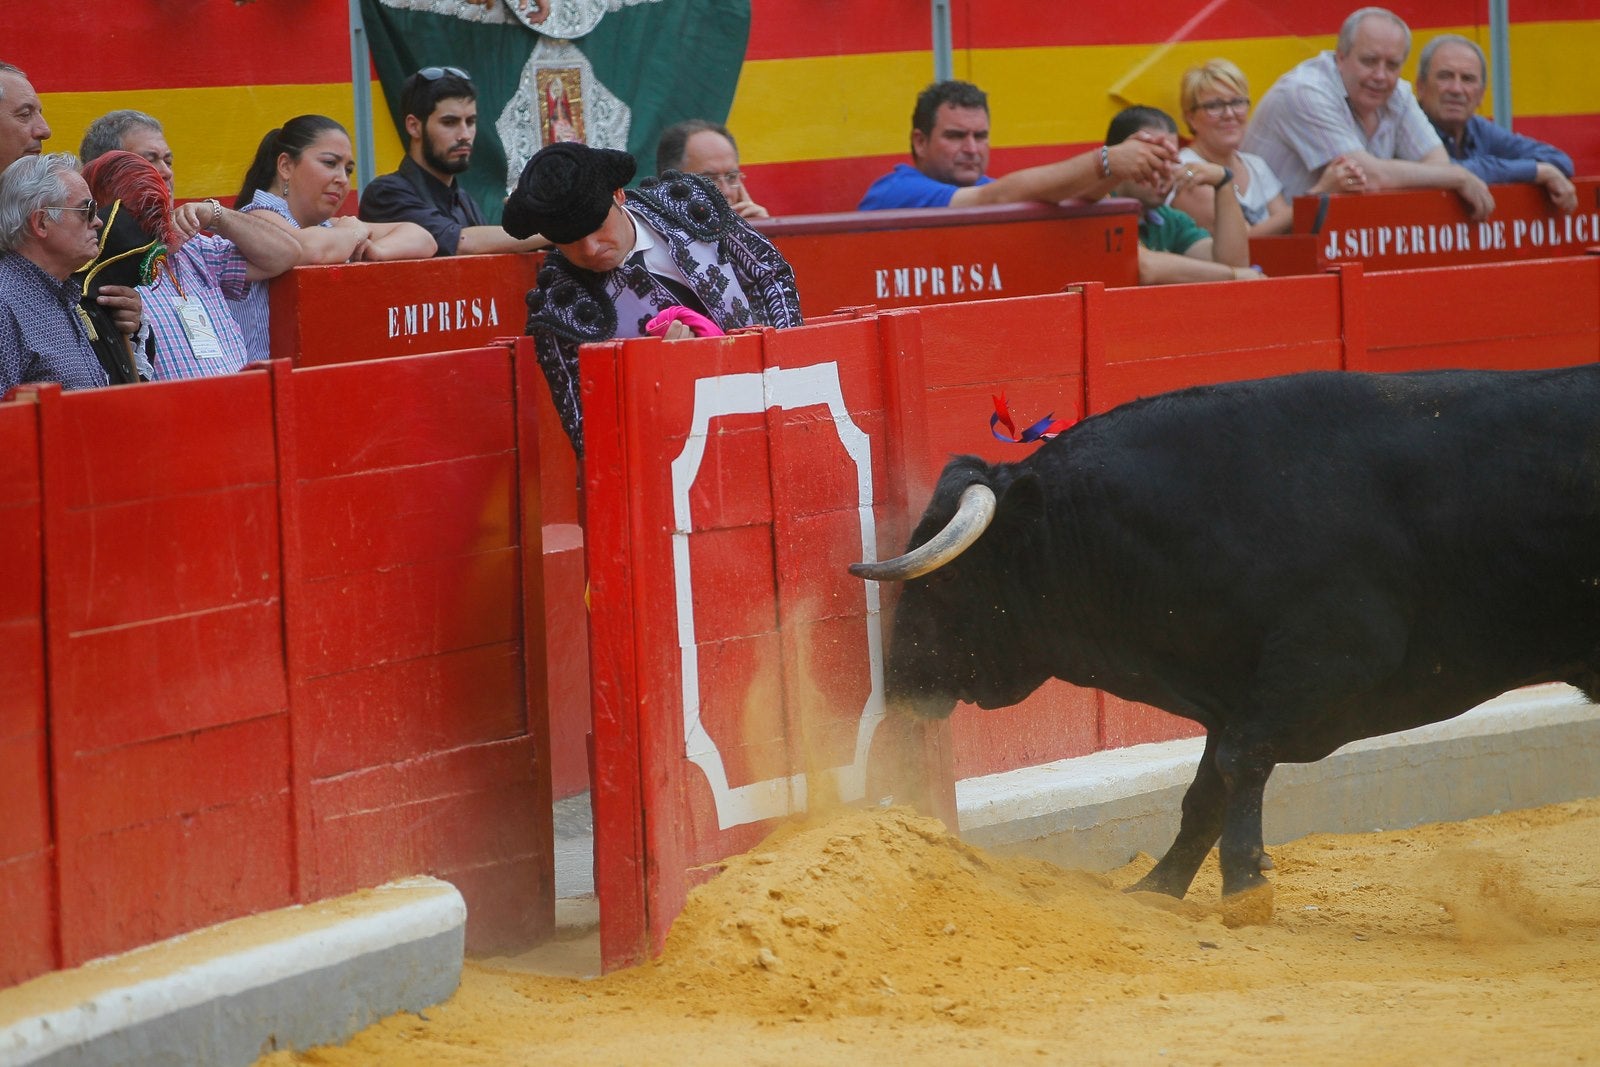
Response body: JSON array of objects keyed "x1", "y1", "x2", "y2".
[
  {"x1": 731, "y1": 21, "x2": 1600, "y2": 166},
  {"x1": 41, "y1": 83, "x2": 405, "y2": 202}
]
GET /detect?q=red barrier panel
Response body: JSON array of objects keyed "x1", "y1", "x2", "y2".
[
  {"x1": 1255, "y1": 180, "x2": 1600, "y2": 276},
  {"x1": 584, "y1": 318, "x2": 953, "y2": 966},
  {"x1": 759, "y1": 200, "x2": 1140, "y2": 319},
  {"x1": 33, "y1": 375, "x2": 292, "y2": 966},
  {"x1": 268, "y1": 253, "x2": 544, "y2": 366},
  {"x1": 0, "y1": 398, "x2": 54, "y2": 986},
  {"x1": 0, "y1": 346, "x2": 557, "y2": 989},
  {"x1": 270, "y1": 349, "x2": 552, "y2": 951},
  {"x1": 1357, "y1": 256, "x2": 1600, "y2": 373}
]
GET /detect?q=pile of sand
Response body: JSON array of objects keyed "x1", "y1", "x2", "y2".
[{"x1": 259, "y1": 799, "x2": 1600, "y2": 1066}]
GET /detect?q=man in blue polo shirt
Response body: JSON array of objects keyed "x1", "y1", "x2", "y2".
[{"x1": 859, "y1": 79, "x2": 1175, "y2": 211}]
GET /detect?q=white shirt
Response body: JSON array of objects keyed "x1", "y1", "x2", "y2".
[
  {"x1": 1178, "y1": 147, "x2": 1283, "y2": 224},
  {"x1": 1242, "y1": 51, "x2": 1443, "y2": 199}
]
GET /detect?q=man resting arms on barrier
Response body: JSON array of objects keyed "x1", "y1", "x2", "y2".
[
  {"x1": 1243, "y1": 7, "x2": 1495, "y2": 219},
  {"x1": 1414, "y1": 34, "x2": 1577, "y2": 215},
  {"x1": 858, "y1": 79, "x2": 1175, "y2": 211}
]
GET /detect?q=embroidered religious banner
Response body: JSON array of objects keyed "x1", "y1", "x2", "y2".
[{"x1": 360, "y1": 0, "x2": 751, "y2": 223}]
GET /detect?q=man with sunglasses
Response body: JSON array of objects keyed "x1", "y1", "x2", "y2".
[
  {"x1": 360, "y1": 65, "x2": 549, "y2": 256},
  {"x1": 0, "y1": 153, "x2": 111, "y2": 394}
]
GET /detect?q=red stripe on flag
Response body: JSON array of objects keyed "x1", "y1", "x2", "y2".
[{"x1": 13, "y1": 5, "x2": 351, "y2": 91}]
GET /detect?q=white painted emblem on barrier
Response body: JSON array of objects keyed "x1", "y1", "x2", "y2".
[{"x1": 670, "y1": 363, "x2": 884, "y2": 829}]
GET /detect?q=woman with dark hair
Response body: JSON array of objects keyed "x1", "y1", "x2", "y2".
[
  {"x1": 1104, "y1": 106, "x2": 1261, "y2": 286},
  {"x1": 228, "y1": 115, "x2": 435, "y2": 361}
]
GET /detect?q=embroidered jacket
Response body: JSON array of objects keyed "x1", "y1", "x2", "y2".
[{"x1": 525, "y1": 172, "x2": 802, "y2": 456}]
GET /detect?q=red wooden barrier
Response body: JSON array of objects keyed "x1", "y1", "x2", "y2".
[
  {"x1": 584, "y1": 318, "x2": 955, "y2": 967},
  {"x1": 0, "y1": 398, "x2": 54, "y2": 986},
  {"x1": 34, "y1": 375, "x2": 293, "y2": 966},
  {"x1": 758, "y1": 199, "x2": 1140, "y2": 319},
  {"x1": 268, "y1": 350, "x2": 552, "y2": 949},
  {"x1": 1252, "y1": 179, "x2": 1600, "y2": 276},
  {"x1": 0, "y1": 345, "x2": 556, "y2": 989},
  {"x1": 268, "y1": 253, "x2": 544, "y2": 366}
]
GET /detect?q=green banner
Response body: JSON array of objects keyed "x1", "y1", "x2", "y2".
[{"x1": 359, "y1": 0, "x2": 751, "y2": 223}]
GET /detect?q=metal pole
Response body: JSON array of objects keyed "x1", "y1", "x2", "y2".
[
  {"x1": 350, "y1": 0, "x2": 377, "y2": 188},
  {"x1": 931, "y1": 0, "x2": 953, "y2": 81},
  {"x1": 1488, "y1": 0, "x2": 1512, "y2": 131}
]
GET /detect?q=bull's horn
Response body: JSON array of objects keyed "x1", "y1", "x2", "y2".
[{"x1": 849, "y1": 483, "x2": 997, "y2": 582}]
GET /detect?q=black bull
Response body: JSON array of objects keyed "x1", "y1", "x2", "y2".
[{"x1": 850, "y1": 365, "x2": 1600, "y2": 900}]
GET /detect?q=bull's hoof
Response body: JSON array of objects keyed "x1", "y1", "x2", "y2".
[
  {"x1": 1126, "y1": 871, "x2": 1189, "y2": 899},
  {"x1": 1219, "y1": 881, "x2": 1275, "y2": 928}
]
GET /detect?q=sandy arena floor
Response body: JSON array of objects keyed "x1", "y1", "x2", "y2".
[{"x1": 259, "y1": 797, "x2": 1600, "y2": 1066}]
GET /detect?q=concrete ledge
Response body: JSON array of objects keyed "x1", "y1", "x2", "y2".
[
  {"x1": 0, "y1": 876, "x2": 465, "y2": 1067},
  {"x1": 957, "y1": 684, "x2": 1600, "y2": 870}
]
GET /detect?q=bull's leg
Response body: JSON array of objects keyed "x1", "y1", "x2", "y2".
[
  {"x1": 1215, "y1": 737, "x2": 1275, "y2": 896},
  {"x1": 1129, "y1": 733, "x2": 1225, "y2": 897}
]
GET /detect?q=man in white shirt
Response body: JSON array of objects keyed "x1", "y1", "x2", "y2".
[{"x1": 1242, "y1": 7, "x2": 1494, "y2": 218}]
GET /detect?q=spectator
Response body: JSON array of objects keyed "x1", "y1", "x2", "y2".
[
  {"x1": 229, "y1": 115, "x2": 436, "y2": 362},
  {"x1": 503, "y1": 142, "x2": 802, "y2": 456},
  {"x1": 655, "y1": 119, "x2": 768, "y2": 219},
  {"x1": 1171, "y1": 60, "x2": 1293, "y2": 236},
  {"x1": 79, "y1": 109, "x2": 174, "y2": 188},
  {"x1": 80, "y1": 112, "x2": 300, "y2": 379},
  {"x1": 1415, "y1": 34, "x2": 1577, "y2": 214},
  {"x1": 1242, "y1": 7, "x2": 1494, "y2": 219},
  {"x1": 858, "y1": 79, "x2": 1175, "y2": 211},
  {"x1": 359, "y1": 66, "x2": 548, "y2": 255},
  {"x1": 0, "y1": 153, "x2": 110, "y2": 394},
  {"x1": 83, "y1": 151, "x2": 300, "y2": 381},
  {"x1": 3, "y1": 66, "x2": 144, "y2": 357},
  {"x1": 0, "y1": 62, "x2": 51, "y2": 170},
  {"x1": 1106, "y1": 107, "x2": 1260, "y2": 286}
]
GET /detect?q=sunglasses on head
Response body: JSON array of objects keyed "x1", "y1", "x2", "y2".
[{"x1": 417, "y1": 66, "x2": 472, "y2": 82}]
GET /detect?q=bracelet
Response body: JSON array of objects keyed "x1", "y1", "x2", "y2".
[
  {"x1": 1099, "y1": 145, "x2": 1112, "y2": 179},
  {"x1": 205, "y1": 198, "x2": 223, "y2": 228},
  {"x1": 1213, "y1": 166, "x2": 1234, "y2": 190}
]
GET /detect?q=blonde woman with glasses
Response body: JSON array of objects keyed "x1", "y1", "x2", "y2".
[{"x1": 1171, "y1": 59, "x2": 1297, "y2": 236}]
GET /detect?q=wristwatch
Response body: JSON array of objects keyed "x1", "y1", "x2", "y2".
[{"x1": 1214, "y1": 166, "x2": 1235, "y2": 189}]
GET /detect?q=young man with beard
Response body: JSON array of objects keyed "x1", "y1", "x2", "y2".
[{"x1": 359, "y1": 66, "x2": 548, "y2": 255}]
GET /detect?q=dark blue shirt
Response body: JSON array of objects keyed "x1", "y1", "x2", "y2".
[
  {"x1": 0, "y1": 253, "x2": 109, "y2": 396},
  {"x1": 358, "y1": 156, "x2": 487, "y2": 256},
  {"x1": 1431, "y1": 115, "x2": 1574, "y2": 185}
]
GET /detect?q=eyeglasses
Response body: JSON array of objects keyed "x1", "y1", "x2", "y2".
[
  {"x1": 1192, "y1": 97, "x2": 1250, "y2": 117},
  {"x1": 43, "y1": 197, "x2": 97, "y2": 223},
  {"x1": 417, "y1": 66, "x2": 472, "y2": 82},
  {"x1": 698, "y1": 170, "x2": 744, "y2": 189}
]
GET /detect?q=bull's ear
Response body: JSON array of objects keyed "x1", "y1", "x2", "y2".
[{"x1": 993, "y1": 472, "x2": 1045, "y2": 530}]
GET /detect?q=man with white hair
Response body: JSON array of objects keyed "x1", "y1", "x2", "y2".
[
  {"x1": 1243, "y1": 7, "x2": 1495, "y2": 219},
  {"x1": 0, "y1": 153, "x2": 110, "y2": 393},
  {"x1": 1414, "y1": 33, "x2": 1576, "y2": 213}
]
